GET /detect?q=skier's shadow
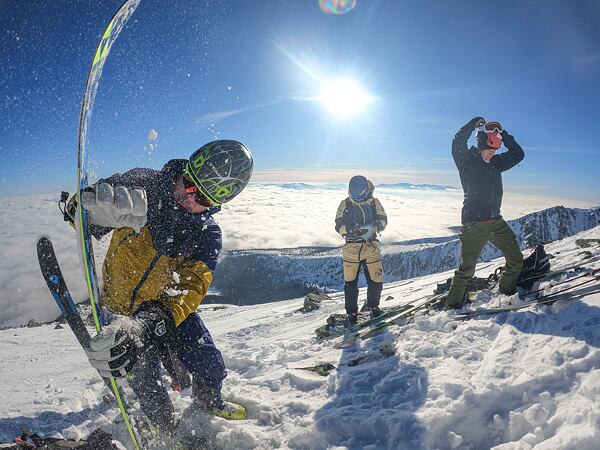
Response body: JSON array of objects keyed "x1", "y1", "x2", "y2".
[
  {"x1": 0, "y1": 408, "x2": 93, "y2": 442},
  {"x1": 313, "y1": 331, "x2": 428, "y2": 450},
  {"x1": 478, "y1": 298, "x2": 600, "y2": 348}
]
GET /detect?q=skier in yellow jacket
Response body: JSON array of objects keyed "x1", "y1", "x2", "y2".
[
  {"x1": 335, "y1": 175, "x2": 388, "y2": 324},
  {"x1": 78, "y1": 140, "x2": 253, "y2": 432}
]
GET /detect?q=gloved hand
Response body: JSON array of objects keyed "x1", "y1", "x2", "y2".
[
  {"x1": 501, "y1": 129, "x2": 517, "y2": 145},
  {"x1": 86, "y1": 302, "x2": 176, "y2": 378},
  {"x1": 81, "y1": 183, "x2": 148, "y2": 233},
  {"x1": 470, "y1": 116, "x2": 486, "y2": 129},
  {"x1": 344, "y1": 224, "x2": 363, "y2": 236}
]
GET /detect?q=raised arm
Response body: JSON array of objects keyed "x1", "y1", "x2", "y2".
[
  {"x1": 491, "y1": 131, "x2": 525, "y2": 172},
  {"x1": 452, "y1": 117, "x2": 485, "y2": 167}
]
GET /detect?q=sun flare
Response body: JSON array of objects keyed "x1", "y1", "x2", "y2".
[{"x1": 318, "y1": 78, "x2": 372, "y2": 119}]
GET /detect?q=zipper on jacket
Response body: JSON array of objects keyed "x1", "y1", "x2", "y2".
[
  {"x1": 129, "y1": 254, "x2": 160, "y2": 312},
  {"x1": 112, "y1": 230, "x2": 136, "y2": 257}
]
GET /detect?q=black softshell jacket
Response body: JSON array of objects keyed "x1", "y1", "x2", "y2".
[{"x1": 452, "y1": 120, "x2": 525, "y2": 224}]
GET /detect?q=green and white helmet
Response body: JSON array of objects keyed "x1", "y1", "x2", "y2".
[{"x1": 184, "y1": 140, "x2": 254, "y2": 205}]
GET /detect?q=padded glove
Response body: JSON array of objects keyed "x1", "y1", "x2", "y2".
[
  {"x1": 81, "y1": 183, "x2": 147, "y2": 232},
  {"x1": 469, "y1": 116, "x2": 486, "y2": 129},
  {"x1": 86, "y1": 302, "x2": 175, "y2": 378}
]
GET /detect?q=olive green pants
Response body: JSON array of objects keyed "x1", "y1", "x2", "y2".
[{"x1": 446, "y1": 218, "x2": 523, "y2": 308}]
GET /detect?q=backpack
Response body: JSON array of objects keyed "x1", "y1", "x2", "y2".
[
  {"x1": 516, "y1": 245, "x2": 551, "y2": 289},
  {"x1": 1, "y1": 428, "x2": 118, "y2": 450}
]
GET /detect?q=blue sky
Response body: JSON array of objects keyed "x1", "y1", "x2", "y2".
[{"x1": 1, "y1": 0, "x2": 599, "y2": 202}]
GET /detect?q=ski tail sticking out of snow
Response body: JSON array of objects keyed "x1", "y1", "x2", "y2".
[
  {"x1": 37, "y1": 237, "x2": 91, "y2": 348},
  {"x1": 74, "y1": 0, "x2": 141, "y2": 448},
  {"x1": 36, "y1": 237, "x2": 124, "y2": 399}
]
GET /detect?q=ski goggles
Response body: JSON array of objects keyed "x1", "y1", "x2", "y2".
[
  {"x1": 478, "y1": 121, "x2": 503, "y2": 134},
  {"x1": 182, "y1": 175, "x2": 214, "y2": 207}
]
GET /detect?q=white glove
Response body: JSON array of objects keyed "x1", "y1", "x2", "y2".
[
  {"x1": 85, "y1": 318, "x2": 144, "y2": 378},
  {"x1": 81, "y1": 183, "x2": 147, "y2": 232},
  {"x1": 359, "y1": 222, "x2": 378, "y2": 241}
]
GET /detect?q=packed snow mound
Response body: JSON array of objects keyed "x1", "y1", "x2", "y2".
[{"x1": 1, "y1": 226, "x2": 599, "y2": 449}]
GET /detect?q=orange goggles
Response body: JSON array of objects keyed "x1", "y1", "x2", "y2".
[{"x1": 182, "y1": 176, "x2": 214, "y2": 207}]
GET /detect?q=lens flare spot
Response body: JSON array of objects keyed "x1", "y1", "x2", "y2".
[{"x1": 319, "y1": 0, "x2": 356, "y2": 15}]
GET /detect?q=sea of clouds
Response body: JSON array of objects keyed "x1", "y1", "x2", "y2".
[{"x1": 0, "y1": 184, "x2": 591, "y2": 327}]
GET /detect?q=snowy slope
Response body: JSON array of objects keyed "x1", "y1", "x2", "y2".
[{"x1": 1, "y1": 226, "x2": 599, "y2": 449}]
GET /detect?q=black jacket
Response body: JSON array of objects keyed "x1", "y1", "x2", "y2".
[{"x1": 452, "y1": 119, "x2": 525, "y2": 224}]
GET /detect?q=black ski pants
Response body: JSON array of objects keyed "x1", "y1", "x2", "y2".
[{"x1": 128, "y1": 312, "x2": 226, "y2": 431}]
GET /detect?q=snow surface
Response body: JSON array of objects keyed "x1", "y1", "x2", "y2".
[{"x1": 1, "y1": 226, "x2": 599, "y2": 449}]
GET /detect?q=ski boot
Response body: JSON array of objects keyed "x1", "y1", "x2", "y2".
[
  {"x1": 193, "y1": 384, "x2": 247, "y2": 420},
  {"x1": 370, "y1": 306, "x2": 382, "y2": 318},
  {"x1": 347, "y1": 312, "x2": 359, "y2": 325}
]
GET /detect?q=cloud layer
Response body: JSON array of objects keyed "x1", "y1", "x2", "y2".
[{"x1": 0, "y1": 186, "x2": 591, "y2": 327}]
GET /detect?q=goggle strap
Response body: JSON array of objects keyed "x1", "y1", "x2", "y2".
[{"x1": 183, "y1": 163, "x2": 222, "y2": 206}]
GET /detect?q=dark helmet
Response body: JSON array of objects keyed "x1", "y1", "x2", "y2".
[
  {"x1": 184, "y1": 140, "x2": 254, "y2": 205},
  {"x1": 476, "y1": 121, "x2": 503, "y2": 150},
  {"x1": 349, "y1": 175, "x2": 369, "y2": 201}
]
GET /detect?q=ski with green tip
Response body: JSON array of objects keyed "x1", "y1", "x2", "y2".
[{"x1": 75, "y1": 0, "x2": 142, "y2": 448}]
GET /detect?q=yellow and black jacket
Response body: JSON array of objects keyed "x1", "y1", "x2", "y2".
[
  {"x1": 334, "y1": 181, "x2": 387, "y2": 283},
  {"x1": 92, "y1": 160, "x2": 221, "y2": 326},
  {"x1": 334, "y1": 181, "x2": 387, "y2": 242}
]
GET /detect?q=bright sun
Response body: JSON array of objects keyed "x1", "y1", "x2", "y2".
[{"x1": 318, "y1": 78, "x2": 372, "y2": 120}]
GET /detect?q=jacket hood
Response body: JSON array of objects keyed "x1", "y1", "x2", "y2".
[{"x1": 162, "y1": 159, "x2": 187, "y2": 182}]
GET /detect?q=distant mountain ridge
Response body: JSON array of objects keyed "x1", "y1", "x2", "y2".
[
  {"x1": 376, "y1": 182, "x2": 459, "y2": 190},
  {"x1": 255, "y1": 181, "x2": 458, "y2": 191},
  {"x1": 209, "y1": 206, "x2": 600, "y2": 305}
]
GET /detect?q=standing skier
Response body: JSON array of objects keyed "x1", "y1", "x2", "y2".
[
  {"x1": 73, "y1": 140, "x2": 253, "y2": 433},
  {"x1": 335, "y1": 175, "x2": 388, "y2": 323},
  {"x1": 446, "y1": 117, "x2": 525, "y2": 309}
]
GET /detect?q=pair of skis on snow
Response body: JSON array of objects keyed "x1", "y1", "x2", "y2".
[
  {"x1": 316, "y1": 292, "x2": 445, "y2": 339},
  {"x1": 452, "y1": 267, "x2": 600, "y2": 319},
  {"x1": 333, "y1": 294, "x2": 447, "y2": 348},
  {"x1": 330, "y1": 263, "x2": 600, "y2": 348}
]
